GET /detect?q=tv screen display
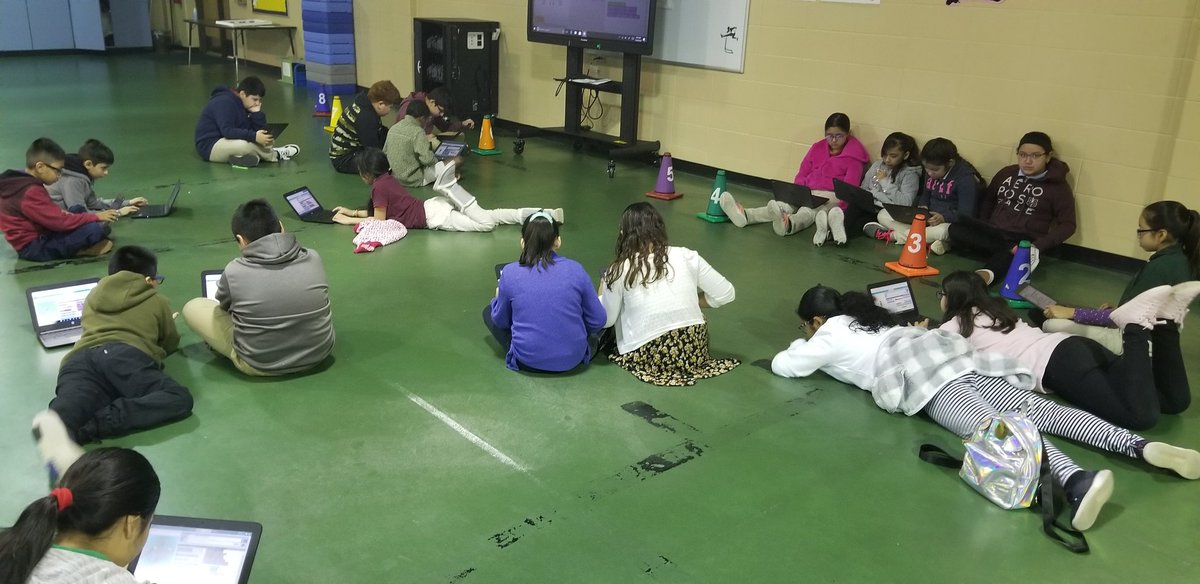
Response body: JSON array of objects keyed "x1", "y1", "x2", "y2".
[{"x1": 528, "y1": 0, "x2": 657, "y2": 55}]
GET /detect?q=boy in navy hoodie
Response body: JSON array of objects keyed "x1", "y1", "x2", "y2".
[
  {"x1": 0, "y1": 138, "x2": 117, "y2": 260},
  {"x1": 193, "y1": 76, "x2": 300, "y2": 167}
]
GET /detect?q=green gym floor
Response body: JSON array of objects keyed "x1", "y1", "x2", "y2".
[{"x1": 1, "y1": 53, "x2": 1198, "y2": 582}]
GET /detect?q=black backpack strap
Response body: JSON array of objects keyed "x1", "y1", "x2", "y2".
[
  {"x1": 1033, "y1": 440, "x2": 1089, "y2": 554},
  {"x1": 918, "y1": 444, "x2": 962, "y2": 469}
]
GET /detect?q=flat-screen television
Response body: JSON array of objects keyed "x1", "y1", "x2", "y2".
[{"x1": 528, "y1": 0, "x2": 658, "y2": 56}]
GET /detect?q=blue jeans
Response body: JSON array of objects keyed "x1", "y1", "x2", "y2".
[{"x1": 17, "y1": 222, "x2": 107, "y2": 261}]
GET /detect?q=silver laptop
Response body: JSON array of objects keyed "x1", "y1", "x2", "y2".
[
  {"x1": 25, "y1": 278, "x2": 101, "y2": 348},
  {"x1": 131, "y1": 180, "x2": 182, "y2": 219},
  {"x1": 867, "y1": 277, "x2": 928, "y2": 324},
  {"x1": 128, "y1": 515, "x2": 263, "y2": 584},
  {"x1": 201, "y1": 269, "x2": 223, "y2": 301}
]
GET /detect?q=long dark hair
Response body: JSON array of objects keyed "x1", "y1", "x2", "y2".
[
  {"x1": 604, "y1": 203, "x2": 670, "y2": 290},
  {"x1": 797, "y1": 286, "x2": 896, "y2": 333},
  {"x1": 0, "y1": 448, "x2": 160, "y2": 584},
  {"x1": 939, "y1": 271, "x2": 1019, "y2": 337},
  {"x1": 519, "y1": 211, "x2": 559, "y2": 269},
  {"x1": 355, "y1": 147, "x2": 391, "y2": 180},
  {"x1": 881, "y1": 132, "x2": 920, "y2": 181},
  {"x1": 1143, "y1": 201, "x2": 1200, "y2": 279}
]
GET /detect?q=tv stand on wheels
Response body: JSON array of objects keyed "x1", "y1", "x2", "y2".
[{"x1": 541, "y1": 46, "x2": 660, "y2": 161}]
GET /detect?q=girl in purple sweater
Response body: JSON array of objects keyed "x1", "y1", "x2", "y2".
[
  {"x1": 484, "y1": 211, "x2": 607, "y2": 373},
  {"x1": 938, "y1": 270, "x2": 1200, "y2": 430},
  {"x1": 719, "y1": 112, "x2": 869, "y2": 241}
]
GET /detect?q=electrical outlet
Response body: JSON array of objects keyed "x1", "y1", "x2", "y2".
[{"x1": 467, "y1": 32, "x2": 485, "y2": 50}]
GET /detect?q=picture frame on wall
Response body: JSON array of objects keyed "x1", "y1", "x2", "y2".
[{"x1": 253, "y1": 0, "x2": 288, "y2": 16}]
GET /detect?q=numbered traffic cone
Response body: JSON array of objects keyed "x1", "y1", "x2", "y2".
[
  {"x1": 646, "y1": 152, "x2": 682, "y2": 200},
  {"x1": 884, "y1": 213, "x2": 940, "y2": 277},
  {"x1": 471, "y1": 114, "x2": 502, "y2": 156},
  {"x1": 323, "y1": 96, "x2": 343, "y2": 133},
  {"x1": 313, "y1": 91, "x2": 331, "y2": 117},
  {"x1": 696, "y1": 170, "x2": 730, "y2": 222},
  {"x1": 999, "y1": 240, "x2": 1036, "y2": 308}
]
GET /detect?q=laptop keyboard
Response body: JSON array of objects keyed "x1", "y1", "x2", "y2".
[{"x1": 41, "y1": 329, "x2": 81, "y2": 347}]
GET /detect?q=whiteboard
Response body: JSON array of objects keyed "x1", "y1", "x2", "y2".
[{"x1": 649, "y1": 0, "x2": 750, "y2": 73}]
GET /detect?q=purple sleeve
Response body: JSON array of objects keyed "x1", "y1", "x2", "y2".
[{"x1": 1071, "y1": 307, "x2": 1114, "y2": 327}]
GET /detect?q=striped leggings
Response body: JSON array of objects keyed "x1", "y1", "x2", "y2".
[{"x1": 924, "y1": 373, "x2": 1145, "y2": 486}]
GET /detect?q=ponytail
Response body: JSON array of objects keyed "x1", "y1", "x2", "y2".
[
  {"x1": 1142, "y1": 201, "x2": 1200, "y2": 279},
  {"x1": 0, "y1": 498, "x2": 59, "y2": 584},
  {"x1": 0, "y1": 448, "x2": 159, "y2": 584},
  {"x1": 797, "y1": 285, "x2": 896, "y2": 333}
]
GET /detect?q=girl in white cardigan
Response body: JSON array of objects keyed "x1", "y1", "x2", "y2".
[
  {"x1": 600, "y1": 203, "x2": 738, "y2": 386},
  {"x1": 771, "y1": 285, "x2": 1200, "y2": 532}
]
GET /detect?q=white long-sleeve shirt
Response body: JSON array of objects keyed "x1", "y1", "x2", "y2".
[
  {"x1": 29, "y1": 547, "x2": 142, "y2": 584},
  {"x1": 600, "y1": 246, "x2": 735, "y2": 354},
  {"x1": 770, "y1": 315, "x2": 900, "y2": 390}
]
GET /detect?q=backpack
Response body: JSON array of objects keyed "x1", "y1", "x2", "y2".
[{"x1": 919, "y1": 410, "x2": 1089, "y2": 553}]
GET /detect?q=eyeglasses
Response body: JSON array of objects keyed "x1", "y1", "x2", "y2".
[
  {"x1": 41, "y1": 162, "x2": 64, "y2": 176},
  {"x1": 1136, "y1": 228, "x2": 1159, "y2": 235},
  {"x1": 825, "y1": 133, "x2": 847, "y2": 141},
  {"x1": 1016, "y1": 151, "x2": 1046, "y2": 161}
]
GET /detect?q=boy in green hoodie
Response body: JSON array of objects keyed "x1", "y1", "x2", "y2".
[{"x1": 33, "y1": 246, "x2": 193, "y2": 455}]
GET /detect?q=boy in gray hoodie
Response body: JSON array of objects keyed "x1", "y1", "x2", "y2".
[
  {"x1": 46, "y1": 139, "x2": 148, "y2": 215},
  {"x1": 182, "y1": 199, "x2": 335, "y2": 375}
]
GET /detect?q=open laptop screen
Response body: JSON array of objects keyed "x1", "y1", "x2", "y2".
[
  {"x1": 868, "y1": 279, "x2": 917, "y2": 315},
  {"x1": 29, "y1": 281, "x2": 98, "y2": 329},
  {"x1": 130, "y1": 517, "x2": 261, "y2": 584},
  {"x1": 284, "y1": 188, "x2": 321, "y2": 216},
  {"x1": 202, "y1": 271, "x2": 223, "y2": 301}
]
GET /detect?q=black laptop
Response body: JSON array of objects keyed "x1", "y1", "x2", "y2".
[
  {"x1": 884, "y1": 203, "x2": 923, "y2": 225},
  {"x1": 128, "y1": 515, "x2": 262, "y2": 584},
  {"x1": 770, "y1": 180, "x2": 827, "y2": 209},
  {"x1": 435, "y1": 140, "x2": 468, "y2": 160},
  {"x1": 131, "y1": 180, "x2": 181, "y2": 219},
  {"x1": 832, "y1": 178, "x2": 878, "y2": 214},
  {"x1": 264, "y1": 122, "x2": 288, "y2": 139},
  {"x1": 283, "y1": 186, "x2": 336, "y2": 224},
  {"x1": 867, "y1": 277, "x2": 933, "y2": 325}
]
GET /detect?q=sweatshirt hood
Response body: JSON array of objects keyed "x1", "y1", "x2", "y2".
[
  {"x1": 88, "y1": 271, "x2": 159, "y2": 315},
  {"x1": 1039, "y1": 158, "x2": 1070, "y2": 183},
  {"x1": 61, "y1": 154, "x2": 92, "y2": 182},
  {"x1": 0, "y1": 169, "x2": 39, "y2": 200},
  {"x1": 242, "y1": 232, "x2": 302, "y2": 265},
  {"x1": 211, "y1": 85, "x2": 237, "y2": 99},
  {"x1": 837, "y1": 136, "x2": 871, "y2": 166}
]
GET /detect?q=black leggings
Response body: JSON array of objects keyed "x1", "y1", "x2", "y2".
[
  {"x1": 1041, "y1": 323, "x2": 1190, "y2": 430},
  {"x1": 947, "y1": 222, "x2": 1031, "y2": 283}
]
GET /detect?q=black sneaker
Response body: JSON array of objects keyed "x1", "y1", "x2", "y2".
[
  {"x1": 1064, "y1": 469, "x2": 1113, "y2": 531},
  {"x1": 229, "y1": 154, "x2": 260, "y2": 167}
]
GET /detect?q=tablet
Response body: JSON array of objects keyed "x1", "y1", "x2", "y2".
[
  {"x1": 1017, "y1": 284, "x2": 1057, "y2": 310},
  {"x1": 128, "y1": 515, "x2": 262, "y2": 584}
]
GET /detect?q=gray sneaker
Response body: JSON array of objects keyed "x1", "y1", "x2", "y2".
[{"x1": 228, "y1": 154, "x2": 260, "y2": 167}]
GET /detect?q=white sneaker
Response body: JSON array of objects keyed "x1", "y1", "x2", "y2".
[
  {"x1": 551, "y1": 208, "x2": 565, "y2": 224},
  {"x1": 1157, "y1": 281, "x2": 1200, "y2": 324},
  {"x1": 433, "y1": 160, "x2": 458, "y2": 190},
  {"x1": 32, "y1": 410, "x2": 84, "y2": 486},
  {"x1": 1110, "y1": 285, "x2": 1173, "y2": 330},
  {"x1": 975, "y1": 269, "x2": 995, "y2": 285},
  {"x1": 812, "y1": 209, "x2": 829, "y2": 246},
  {"x1": 828, "y1": 207, "x2": 847, "y2": 245},
  {"x1": 273, "y1": 144, "x2": 300, "y2": 161},
  {"x1": 930, "y1": 239, "x2": 948, "y2": 255},
  {"x1": 1142, "y1": 442, "x2": 1200, "y2": 480},
  {"x1": 1028, "y1": 244, "x2": 1040, "y2": 272},
  {"x1": 720, "y1": 192, "x2": 747, "y2": 227}
]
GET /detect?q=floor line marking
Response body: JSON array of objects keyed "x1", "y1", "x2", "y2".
[{"x1": 405, "y1": 392, "x2": 529, "y2": 473}]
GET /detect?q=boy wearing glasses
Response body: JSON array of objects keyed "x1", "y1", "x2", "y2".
[
  {"x1": 0, "y1": 138, "x2": 117, "y2": 260},
  {"x1": 39, "y1": 245, "x2": 193, "y2": 446},
  {"x1": 949, "y1": 131, "x2": 1077, "y2": 286}
]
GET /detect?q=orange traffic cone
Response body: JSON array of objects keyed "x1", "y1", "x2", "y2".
[
  {"x1": 323, "y1": 96, "x2": 343, "y2": 133},
  {"x1": 884, "y1": 213, "x2": 940, "y2": 277},
  {"x1": 471, "y1": 114, "x2": 502, "y2": 156}
]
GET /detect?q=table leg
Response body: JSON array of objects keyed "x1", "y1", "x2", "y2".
[
  {"x1": 288, "y1": 30, "x2": 296, "y2": 56},
  {"x1": 234, "y1": 29, "x2": 241, "y2": 79},
  {"x1": 187, "y1": 22, "x2": 193, "y2": 65}
]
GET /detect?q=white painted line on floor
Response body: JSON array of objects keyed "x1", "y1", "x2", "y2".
[{"x1": 405, "y1": 392, "x2": 529, "y2": 473}]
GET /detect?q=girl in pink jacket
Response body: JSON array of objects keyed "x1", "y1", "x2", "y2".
[{"x1": 720, "y1": 112, "x2": 869, "y2": 241}]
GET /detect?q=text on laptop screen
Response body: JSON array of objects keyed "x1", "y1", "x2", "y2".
[
  {"x1": 204, "y1": 274, "x2": 222, "y2": 301},
  {"x1": 435, "y1": 141, "x2": 466, "y2": 158},
  {"x1": 132, "y1": 524, "x2": 253, "y2": 584},
  {"x1": 869, "y1": 281, "x2": 917, "y2": 315},
  {"x1": 30, "y1": 283, "x2": 97, "y2": 328},
  {"x1": 285, "y1": 189, "x2": 320, "y2": 215}
]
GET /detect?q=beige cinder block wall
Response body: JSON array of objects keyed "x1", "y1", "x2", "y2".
[{"x1": 345, "y1": 0, "x2": 1200, "y2": 259}]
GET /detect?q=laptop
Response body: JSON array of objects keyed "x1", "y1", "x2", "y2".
[
  {"x1": 884, "y1": 203, "x2": 923, "y2": 225},
  {"x1": 25, "y1": 277, "x2": 101, "y2": 348},
  {"x1": 128, "y1": 515, "x2": 263, "y2": 584},
  {"x1": 283, "y1": 186, "x2": 336, "y2": 224},
  {"x1": 832, "y1": 179, "x2": 878, "y2": 214},
  {"x1": 770, "y1": 180, "x2": 827, "y2": 209},
  {"x1": 131, "y1": 180, "x2": 181, "y2": 219},
  {"x1": 958, "y1": 214, "x2": 1025, "y2": 240},
  {"x1": 201, "y1": 269, "x2": 224, "y2": 301},
  {"x1": 435, "y1": 140, "x2": 468, "y2": 160},
  {"x1": 867, "y1": 277, "x2": 930, "y2": 325},
  {"x1": 1017, "y1": 283, "x2": 1058, "y2": 310},
  {"x1": 264, "y1": 122, "x2": 288, "y2": 139}
]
